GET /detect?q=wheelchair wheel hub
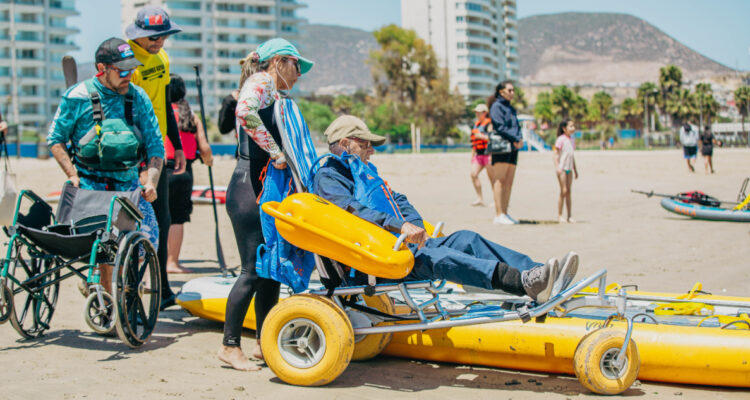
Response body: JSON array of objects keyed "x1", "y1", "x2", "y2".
[{"x1": 278, "y1": 318, "x2": 326, "y2": 369}]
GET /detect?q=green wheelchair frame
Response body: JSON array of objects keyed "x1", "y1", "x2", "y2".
[{"x1": 0, "y1": 185, "x2": 160, "y2": 348}]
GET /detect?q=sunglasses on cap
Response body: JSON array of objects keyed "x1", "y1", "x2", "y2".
[
  {"x1": 147, "y1": 34, "x2": 170, "y2": 41},
  {"x1": 280, "y1": 56, "x2": 300, "y2": 74},
  {"x1": 109, "y1": 65, "x2": 134, "y2": 78}
]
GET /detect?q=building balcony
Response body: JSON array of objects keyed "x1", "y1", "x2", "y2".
[
  {"x1": 13, "y1": 39, "x2": 45, "y2": 49},
  {"x1": 212, "y1": 10, "x2": 275, "y2": 20},
  {"x1": 279, "y1": 0, "x2": 306, "y2": 9},
  {"x1": 13, "y1": 22, "x2": 45, "y2": 31},
  {"x1": 48, "y1": 25, "x2": 79, "y2": 35},
  {"x1": 503, "y1": 6, "x2": 516, "y2": 17},
  {"x1": 47, "y1": 6, "x2": 78, "y2": 17},
  {"x1": 504, "y1": 17, "x2": 517, "y2": 27}
]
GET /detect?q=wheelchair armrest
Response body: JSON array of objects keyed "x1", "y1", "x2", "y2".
[{"x1": 115, "y1": 196, "x2": 144, "y2": 221}]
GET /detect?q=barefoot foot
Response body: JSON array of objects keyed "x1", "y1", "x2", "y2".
[
  {"x1": 251, "y1": 344, "x2": 264, "y2": 360},
  {"x1": 166, "y1": 263, "x2": 192, "y2": 274},
  {"x1": 218, "y1": 346, "x2": 261, "y2": 371}
]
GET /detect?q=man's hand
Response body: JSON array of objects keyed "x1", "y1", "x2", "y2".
[
  {"x1": 173, "y1": 149, "x2": 187, "y2": 174},
  {"x1": 513, "y1": 140, "x2": 524, "y2": 149},
  {"x1": 69, "y1": 175, "x2": 80, "y2": 187},
  {"x1": 401, "y1": 222, "x2": 428, "y2": 249},
  {"x1": 142, "y1": 182, "x2": 157, "y2": 202},
  {"x1": 271, "y1": 154, "x2": 287, "y2": 170}
]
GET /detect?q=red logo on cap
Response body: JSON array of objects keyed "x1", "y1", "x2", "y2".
[{"x1": 145, "y1": 15, "x2": 164, "y2": 27}]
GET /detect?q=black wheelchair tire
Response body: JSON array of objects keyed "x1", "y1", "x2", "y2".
[
  {"x1": 8, "y1": 242, "x2": 60, "y2": 339},
  {"x1": 112, "y1": 232, "x2": 161, "y2": 348}
]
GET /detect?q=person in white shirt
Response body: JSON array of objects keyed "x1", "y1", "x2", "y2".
[
  {"x1": 553, "y1": 119, "x2": 578, "y2": 223},
  {"x1": 679, "y1": 122, "x2": 699, "y2": 172}
]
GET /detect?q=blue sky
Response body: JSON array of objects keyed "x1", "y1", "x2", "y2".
[{"x1": 71, "y1": 0, "x2": 750, "y2": 70}]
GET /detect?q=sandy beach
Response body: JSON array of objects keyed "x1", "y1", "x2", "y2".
[{"x1": 2, "y1": 148, "x2": 749, "y2": 399}]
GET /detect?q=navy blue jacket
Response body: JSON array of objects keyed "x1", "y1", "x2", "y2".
[
  {"x1": 312, "y1": 157, "x2": 425, "y2": 233},
  {"x1": 489, "y1": 97, "x2": 521, "y2": 142}
]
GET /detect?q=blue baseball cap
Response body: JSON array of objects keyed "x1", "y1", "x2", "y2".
[
  {"x1": 256, "y1": 38, "x2": 313, "y2": 75},
  {"x1": 125, "y1": 6, "x2": 182, "y2": 40}
]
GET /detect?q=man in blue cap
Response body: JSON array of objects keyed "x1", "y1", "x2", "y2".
[
  {"x1": 126, "y1": 5, "x2": 185, "y2": 309},
  {"x1": 47, "y1": 37, "x2": 165, "y2": 294}
]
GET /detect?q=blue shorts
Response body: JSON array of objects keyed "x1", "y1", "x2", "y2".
[
  {"x1": 78, "y1": 177, "x2": 159, "y2": 250},
  {"x1": 683, "y1": 146, "x2": 697, "y2": 159}
]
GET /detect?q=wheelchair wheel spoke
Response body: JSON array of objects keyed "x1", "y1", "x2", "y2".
[
  {"x1": 135, "y1": 297, "x2": 147, "y2": 327},
  {"x1": 19, "y1": 294, "x2": 32, "y2": 325},
  {"x1": 137, "y1": 252, "x2": 150, "y2": 283}
]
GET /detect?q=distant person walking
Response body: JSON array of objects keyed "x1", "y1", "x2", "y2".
[
  {"x1": 165, "y1": 74, "x2": 214, "y2": 273},
  {"x1": 469, "y1": 103, "x2": 491, "y2": 206},
  {"x1": 488, "y1": 80, "x2": 523, "y2": 225},
  {"x1": 679, "y1": 122, "x2": 699, "y2": 172},
  {"x1": 700, "y1": 125, "x2": 719, "y2": 174},
  {"x1": 553, "y1": 119, "x2": 578, "y2": 223}
]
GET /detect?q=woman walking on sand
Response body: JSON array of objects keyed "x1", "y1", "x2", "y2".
[
  {"x1": 553, "y1": 119, "x2": 578, "y2": 223},
  {"x1": 469, "y1": 103, "x2": 492, "y2": 206}
]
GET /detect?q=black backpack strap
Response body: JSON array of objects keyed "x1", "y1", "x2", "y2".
[
  {"x1": 124, "y1": 92, "x2": 134, "y2": 126},
  {"x1": 83, "y1": 79, "x2": 103, "y2": 124}
]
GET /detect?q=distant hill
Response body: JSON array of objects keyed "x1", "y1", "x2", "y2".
[
  {"x1": 295, "y1": 24, "x2": 378, "y2": 94},
  {"x1": 517, "y1": 12, "x2": 734, "y2": 84}
]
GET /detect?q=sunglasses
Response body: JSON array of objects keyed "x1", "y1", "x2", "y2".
[
  {"x1": 147, "y1": 34, "x2": 169, "y2": 41},
  {"x1": 281, "y1": 56, "x2": 301, "y2": 74},
  {"x1": 349, "y1": 137, "x2": 372, "y2": 148},
  {"x1": 109, "y1": 66, "x2": 134, "y2": 78}
]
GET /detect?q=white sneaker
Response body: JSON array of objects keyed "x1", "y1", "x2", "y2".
[
  {"x1": 493, "y1": 214, "x2": 515, "y2": 225},
  {"x1": 551, "y1": 251, "x2": 579, "y2": 297},
  {"x1": 505, "y1": 214, "x2": 519, "y2": 224},
  {"x1": 522, "y1": 258, "x2": 559, "y2": 303}
]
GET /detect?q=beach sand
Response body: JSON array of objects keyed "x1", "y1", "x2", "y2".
[{"x1": 2, "y1": 148, "x2": 749, "y2": 399}]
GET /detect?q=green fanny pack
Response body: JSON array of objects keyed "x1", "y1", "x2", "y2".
[{"x1": 75, "y1": 79, "x2": 144, "y2": 171}]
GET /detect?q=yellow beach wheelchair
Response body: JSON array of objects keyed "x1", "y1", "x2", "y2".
[{"x1": 258, "y1": 192, "x2": 641, "y2": 395}]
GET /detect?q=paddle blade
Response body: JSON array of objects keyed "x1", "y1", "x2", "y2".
[{"x1": 62, "y1": 56, "x2": 78, "y2": 88}]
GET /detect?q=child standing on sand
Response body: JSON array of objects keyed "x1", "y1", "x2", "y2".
[{"x1": 553, "y1": 119, "x2": 578, "y2": 223}]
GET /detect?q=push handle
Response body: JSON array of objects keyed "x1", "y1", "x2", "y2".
[{"x1": 393, "y1": 233, "x2": 408, "y2": 251}]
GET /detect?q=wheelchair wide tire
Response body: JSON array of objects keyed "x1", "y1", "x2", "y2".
[
  {"x1": 573, "y1": 329, "x2": 640, "y2": 395},
  {"x1": 7, "y1": 244, "x2": 60, "y2": 339},
  {"x1": 351, "y1": 294, "x2": 395, "y2": 361},
  {"x1": 112, "y1": 232, "x2": 161, "y2": 348},
  {"x1": 261, "y1": 294, "x2": 354, "y2": 386}
]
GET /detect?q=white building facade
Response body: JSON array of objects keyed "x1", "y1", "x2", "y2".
[
  {"x1": 401, "y1": 0, "x2": 518, "y2": 100},
  {"x1": 121, "y1": 0, "x2": 304, "y2": 113},
  {"x1": 0, "y1": 0, "x2": 78, "y2": 128}
]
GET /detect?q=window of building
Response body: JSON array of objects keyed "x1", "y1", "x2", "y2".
[
  {"x1": 456, "y1": 42, "x2": 465, "y2": 49},
  {"x1": 456, "y1": 16, "x2": 464, "y2": 22},
  {"x1": 167, "y1": 1, "x2": 201, "y2": 10},
  {"x1": 281, "y1": 9, "x2": 295, "y2": 17},
  {"x1": 171, "y1": 17, "x2": 201, "y2": 27}
]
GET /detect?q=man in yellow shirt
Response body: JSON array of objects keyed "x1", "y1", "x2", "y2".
[{"x1": 126, "y1": 6, "x2": 186, "y2": 309}]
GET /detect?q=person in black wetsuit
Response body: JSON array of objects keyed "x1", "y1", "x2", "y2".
[
  {"x1": 217, "y1": 38, "x2": 314, "y2": 372},
  {"x1": 700, "y1": 125, "x2": 719, "y2": 174}
]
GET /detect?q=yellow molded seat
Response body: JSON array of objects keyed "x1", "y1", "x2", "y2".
[{"x1": 261, "y1": 193, "x2": 415, "y2": 279}]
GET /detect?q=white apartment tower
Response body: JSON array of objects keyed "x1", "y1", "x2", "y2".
[
  {"x1": 121, "y1": 0, "x2": 304, "y2": 113},
  {"x1": 0, "y1": 0, "x2": 78, "y2": 128},
  {"x1": 401, "y1": 0, "x2": 519, "y2": 100}
]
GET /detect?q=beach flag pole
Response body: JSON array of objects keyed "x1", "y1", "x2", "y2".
[{"x1": 193, "y1": 65, "x2": 231, "y2": 277}]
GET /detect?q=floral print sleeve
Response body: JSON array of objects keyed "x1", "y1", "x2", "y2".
[{"x1": 235, "y1": 71, "x2": 282, "y2": 158}]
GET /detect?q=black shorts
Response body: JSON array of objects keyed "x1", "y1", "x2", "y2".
[
  {"x1": 701, "y1": 146, "x2": 713, "y2": 156},
  {"x1": 491, "y1": 150, "x2": 519, "y2": 165},
  {"x1": 683, "y1": 145, "x2": 697, "y2": 159},
  {"x1": 167, "y1": 161, "x2": 194, "y2": 224}
]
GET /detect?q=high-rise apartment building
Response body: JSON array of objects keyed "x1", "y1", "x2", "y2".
[
  {"x1": 0, "y1": 0, "x2": 78, "y2": 128},
  {"x1": 121, "y1": 0, "x2": 304, "y2": 114},
  {"x1": 401, "y1": 0, "x2": 518, "y2": 100}
]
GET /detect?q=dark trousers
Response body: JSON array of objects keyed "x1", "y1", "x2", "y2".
[
  {"x1": 153, "y1": 165, "x2": 173, "y2": 298},
  {"x1": 222, "y1": 159, "x2": 281, "y2": 347},
  {"x1": 407, "y1": 230, "x2": 541, "y2": 292}
]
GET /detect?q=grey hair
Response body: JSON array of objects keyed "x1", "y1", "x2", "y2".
[{"x1": 238, "y1": 52, "x2": 271, "y2": 88}]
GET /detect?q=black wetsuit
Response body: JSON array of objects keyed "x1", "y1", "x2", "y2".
[{"x1": 222, "y1": 103, "x2": 281, "y2": 347}]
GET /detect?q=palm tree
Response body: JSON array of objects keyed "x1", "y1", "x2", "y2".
[
  {"x1": 637, "y1": 82, "x2": 659, "y2": 131},
  {"x1": 666, "y1": 88, "x2": 695, "y2": 126},
  {"x1": 590, "y1": 91, "x2": 614, "y2": 124},
  {"x1": 533, "y1": 91, "x2": 554, "y2": 127},
  {"x1": 551, "y1": 85, "x2": 577, "y2": 120},
  {"x1": 735, "y1": 86, "x2": 750, "y2": 133},
  {"x1": 694, "y1": 83, "x2": 718, "y2": 128},
  {"x1": 512, "y1": 87, "x2": 529, "y2": 112},
  {"x1": 618, "y1": 98, "x2": 641, "y2": 129},
  {"x1": 658, "y1": 65, "x2": 683, "y2": 127},
  {"x1": 570, "y1": 95, "x2": 588, "y2": 123}
]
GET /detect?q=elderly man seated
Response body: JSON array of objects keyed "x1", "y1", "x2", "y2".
[{"x1": 312, "y1": 115, "x2": 579, "y2": 303}]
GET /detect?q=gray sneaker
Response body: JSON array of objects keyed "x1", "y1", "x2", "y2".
[
  {"x1": 522, "y1": 258, "x2": 559, "y2": 303},
  {"x1": 551, "y1": 252, "x2": 579, "y2": 298}
]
